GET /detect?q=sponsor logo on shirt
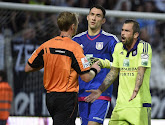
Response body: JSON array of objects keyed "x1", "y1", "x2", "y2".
[
  {"x1": 141, "y1": 53, "x2": 149, "y2": 66},
  {"x1": 120, "y1": 67, "x2": 138, "y2": 76},
  {"x1": 123, "y1": 59, "x2": 129, "y2": 67},
  {"x1": 81, "y1": 57, "x2": 90, "y2": 69},
  {"x1": 55, "y1": 50, "x2": 65, "y2": 53},
  {"x1": 96, "y1": 42, "x2": 103, "y2": 50}
]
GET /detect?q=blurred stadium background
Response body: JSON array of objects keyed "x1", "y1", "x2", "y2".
[{"x1": 0, "y1": 0, "x2": 165, "y2": 125}]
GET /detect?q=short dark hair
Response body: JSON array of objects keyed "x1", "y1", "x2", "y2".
[
  {"x1": 89, "y1": 5, "x2": 106, "y2": 18},
  {"x1": 0, "y1": 70, "x2": 7, "y2": 82},
  {"x1": 124, "y1": 19, "x2": 140, "y2": 34}
]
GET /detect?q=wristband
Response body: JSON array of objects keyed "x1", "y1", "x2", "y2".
[{"x1": 90, "y1": 68, "x2": 98, "y2": 77}]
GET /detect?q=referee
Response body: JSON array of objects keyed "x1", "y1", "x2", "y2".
[{"x1": 25, "y1": 12, "x2": 101, "y2": 125}]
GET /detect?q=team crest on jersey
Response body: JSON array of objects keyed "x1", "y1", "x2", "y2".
[
  {"x1": 132, "y1": 49, "x2": 137, "y2": 56},
  {"x1": 81, "y1": 57, "x2": 90, "y2": 69},
  {"x1": 96, "y1": 42, "x2": 103, "y2": 50}
]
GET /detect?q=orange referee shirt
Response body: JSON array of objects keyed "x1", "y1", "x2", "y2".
[
  {"x1": 0, "y1": 82, "x2": 13, "y2": 120},
  {"x1": 28, "y1": 36, "x2": 90, "y2": 93}
]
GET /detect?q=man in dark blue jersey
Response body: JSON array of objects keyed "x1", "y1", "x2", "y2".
[{"x1": 73, "y1": 5, "x2": 119, "y2": 125}]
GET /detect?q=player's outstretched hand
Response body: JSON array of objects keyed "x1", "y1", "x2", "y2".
[
  {"x1": 89, "y1": 57, "x2": 99, "y2": 66},
  {"x1": 90, "y1": 57, "x2": 112, "y2": 69},
  {"x1": 84, "y1": 89, "x2": 102, "y2": 103}
]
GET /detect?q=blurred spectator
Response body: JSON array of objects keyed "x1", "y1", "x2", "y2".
[
  {"x1": 154, "y1": 0, "x2": 165, "y2": 13},
  {"x1": 114, "y1": 0, "x2": 132, "y2": 11},
  {"x1": 35, "y1": 14, "x2": 60, "y2": 42},
  {"x1": 131, "y1": 0, "x2": 143, "y2": 11},
  {"x1": 0, "y1": 70, "x2": 13, "y2": 125},
  {"x1": 29, "y1": 0, "x2": 45, "y2": 5},
  {"x1": 74, "y1": 0, "x2": 89, "y2": 8},
  {"x1": 106, "y1": 0, "x2": 119, "y2": 10},
  {"x1": 19, "y1": 0, "x2": 29, "y2": 3},
  {"x1": 74, "y1": 0, "x2": 89, "y2": 33},
  {"x1": 46, "y1": 0, "x2": 65, "y2": 6},
  {"x1": 136, "y1": 1, "x2": 160, "y2": 49},
  {"x1": 94, "y1": 0, "x2": 107, "y2": 9},
  {"x1": 9, "y1": 11, "x2": 30, "y2": 34},
  {"x1": 0, "y1": 28, "x2": 4, "y2": 70},
  {"x1": 61, "y1": 0, "x2": 75, "y2": 7},
  {"x1": 144, "y1": 0, "x2": 158, "y2": 12}
]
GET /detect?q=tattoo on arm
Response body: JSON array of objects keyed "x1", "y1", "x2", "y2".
[
  {"x1": 134, "y1": 67, "x2": 146, "y2": 91},
  {"x1": 99, "y1": 67, "x2": 119, "y2": 92}
]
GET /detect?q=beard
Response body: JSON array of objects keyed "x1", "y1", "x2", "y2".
[{"x1": 124, "y1": 36, "x2": 134, "y2": 46}]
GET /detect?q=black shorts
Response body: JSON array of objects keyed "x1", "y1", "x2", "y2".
[
  {"x1": 0, "y1": 120, "x2": 7, "y2": 125},
  {"x1": 46, "y1": 92, "x2": 78, "y2": 125}
]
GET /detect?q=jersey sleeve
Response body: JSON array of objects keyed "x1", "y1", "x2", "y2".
[
  {"x1": 108, "y1": 35, "x2": 119, "y2": 56},
  {"x1": 112, "y1": 43, "x2": 120, "y2": 68},
  {"x1": 72, "y1": 36, "x2": 81, "y2": 44},
  {"x1": 28, "y1": 44, "x2": 44, "y2": 68},
  {"x1": 71, "y1": 44, "x2": 90, "y2": 74},
  {"x1": 138, "y1": 42, "x2": 152, "y2": 68}
]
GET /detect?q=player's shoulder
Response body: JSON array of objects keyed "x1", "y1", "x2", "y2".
[
  {"x1": 138, "y1": 40, "x2": 152, "y2": 49},
  {"x1": 72, "y1": 31, "x2": 87, "y2": 39},
  {"x1": 101, "y1": 30, "x2": 119, "y2": 42},
  {"x1": 112, "y1": 42, "x2": 123, "y2": 52},
  {"x1": 138, "y1": 40, "x2": 152, "y2": 54},
  {"x1": 115, "y1": 42, "x2": 123, "y2": 47}
]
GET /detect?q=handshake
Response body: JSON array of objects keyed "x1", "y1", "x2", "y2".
[{"x1": 89, "y1": 57, "x2": 112, "y2": 69}]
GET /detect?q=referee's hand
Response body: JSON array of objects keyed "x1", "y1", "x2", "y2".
[{"x1": 91, "y1": 61, "x2": 101, "y2": 74}]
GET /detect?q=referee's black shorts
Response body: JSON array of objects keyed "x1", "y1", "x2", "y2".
[{"x1": 46, "y1": 92, "x2": 78, "y2": 125}]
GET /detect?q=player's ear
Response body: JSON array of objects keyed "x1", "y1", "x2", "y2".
[
  {"x1": 102, "y1": 18, "x2": 106, "y2": 25},
  {"x1": 87, "y1": 14, "x2": 89, "y2": 21},
  {"x1": 71, "y1": 24, "x2": 75, "y2": 30},
  {"x1": 134, "y1": 32, "x2": 139, "y2": 39}
]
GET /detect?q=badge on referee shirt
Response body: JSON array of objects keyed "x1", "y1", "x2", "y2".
[
  {"x1": 81, "y1": 57, "x2": 90, "y2": 69},
  {"x1": 123, "y1": 59, "x2": 129, "y2": 67}
]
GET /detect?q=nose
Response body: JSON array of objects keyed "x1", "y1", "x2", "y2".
[{"x1": 92, "y1": 15, "x2": 96, "y2": 21}]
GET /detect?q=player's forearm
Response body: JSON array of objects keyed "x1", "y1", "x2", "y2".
[
  {"x1": 98, "y1": 67, "x2": 119, "y2": 92},
  {"x1": 134, "y1": 67, "x2": 146, "y2": 92}
]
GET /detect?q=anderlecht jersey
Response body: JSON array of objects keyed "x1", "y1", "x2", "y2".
[
  {"x1": 73, "y1": 30, "x2": 119, "y2": 101},
  {"x1": 112, "y1": 39, "x2": 152, "y2": 108}
]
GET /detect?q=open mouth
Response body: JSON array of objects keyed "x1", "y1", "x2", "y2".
[
  {"x1": 91, "y1": 22, "x2": 95, "y2": 25},
  {"x1": 121, "y1": 36, "x2": 125, "y2": 40}
]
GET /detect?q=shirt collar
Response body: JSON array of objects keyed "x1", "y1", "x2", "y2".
[{"x1": 123, "y1": 39, "x2": 140, "y2": 57}]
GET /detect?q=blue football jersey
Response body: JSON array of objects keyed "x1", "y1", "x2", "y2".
[{"x1": 72, "y1": 30, "x2": 119, "y2": 101}]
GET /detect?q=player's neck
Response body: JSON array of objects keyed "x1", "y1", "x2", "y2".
[
  {"x1": 88, "y1": 28, "x2": 101, "y2": 36},
  {"x1": 60, "y1": 31, "x2": 72, "y2": 38},
  {"x1": 126, "y1": 39, "x2": 137, "y2": 51}
]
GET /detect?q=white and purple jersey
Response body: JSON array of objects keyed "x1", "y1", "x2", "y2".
[{"x1": 73, "y1": 30, "x2": 119, "y2": 101}]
